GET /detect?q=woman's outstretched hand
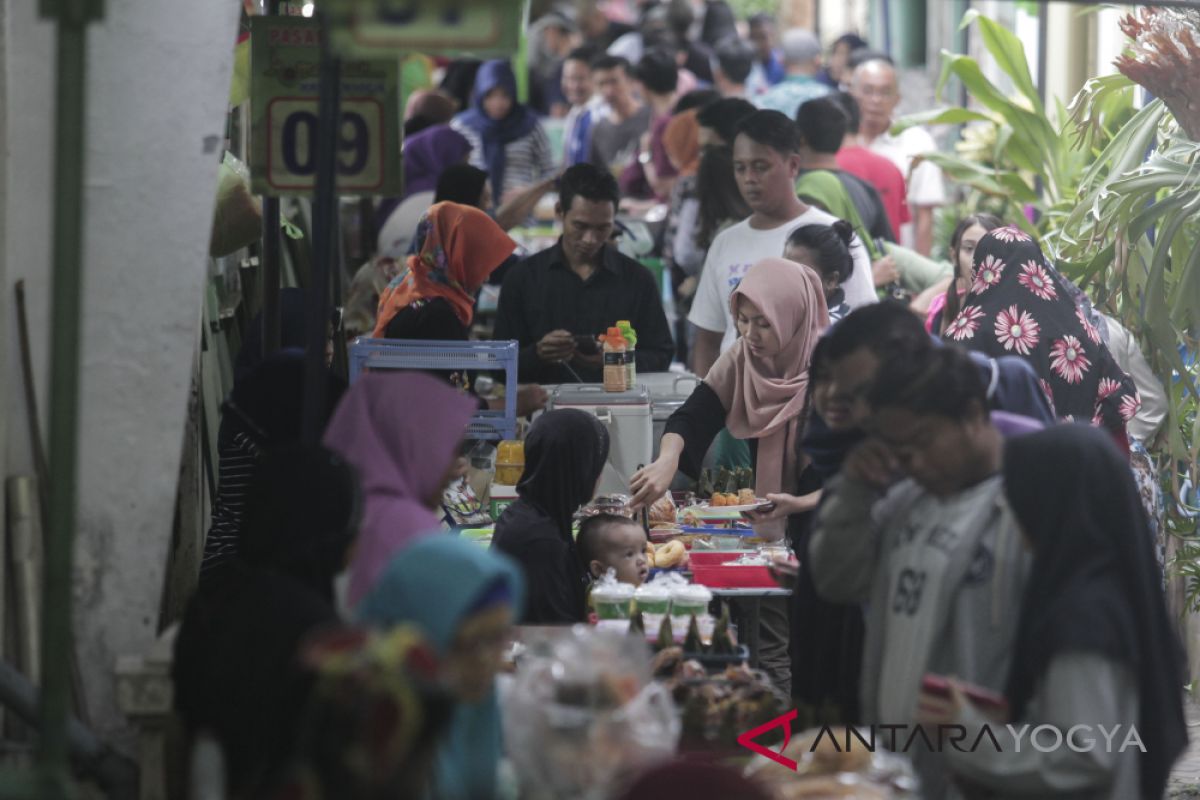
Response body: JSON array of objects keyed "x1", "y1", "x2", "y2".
[{"x1": 630, "y1": 458, "x2": 675, "y2": 510}]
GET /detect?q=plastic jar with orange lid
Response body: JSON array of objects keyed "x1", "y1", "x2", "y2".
[{"x1": 495, "y1": 440, "x2": 525, "y2": 486}]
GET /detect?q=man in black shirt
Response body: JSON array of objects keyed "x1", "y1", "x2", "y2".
[{"x1": 495, "y1": 163, "x2": 674, "y2": 384}]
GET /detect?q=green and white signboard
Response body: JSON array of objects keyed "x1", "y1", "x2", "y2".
[
  {"x1": 249, "y1": 16, "x2": 401, "y2": 196},
  {"x1": 326, "y1": 0, "x2": 528, "y2": 59}
]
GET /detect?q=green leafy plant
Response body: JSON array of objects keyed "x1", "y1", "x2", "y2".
[
  {"x1": 894, "y1": 10, "x2": 1135, "y2": 235},
  {"x1": 1057, "y1": 9, "x2": 1200, "y2": 610},
  {"x1": 897, "y1": 9, "x2": 1200, "y2": 608}
]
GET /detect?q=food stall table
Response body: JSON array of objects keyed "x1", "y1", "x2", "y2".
[{"x1": 708, "y1": 587, "x2": 792, "y2": 669}]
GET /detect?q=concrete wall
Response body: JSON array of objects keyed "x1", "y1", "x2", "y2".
[{"x1": 2, "y1": 0, "x2": 240, "y2": 748}]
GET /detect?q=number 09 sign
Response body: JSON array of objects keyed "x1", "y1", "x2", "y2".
[{"x1": 250, "y1": 17, "x2": 401, "y2": 196}]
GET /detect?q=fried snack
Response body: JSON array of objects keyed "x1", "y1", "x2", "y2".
[
  {"x1": 653, "y1": 540, "x2": 687, "y2": 568},
  {"x1": 775, "y1": 777, "x2": 887, "y2": 799},
  {"x1": 788, "y1": 727, "x2": 874, "y2": 775},
  {"x1": 651, "y1": 646, "x2": 684, "y2": 679},
  {"x1": 645, "y1": 542, "x2": 656, "y2": 565},
  {"x1": 648, "y1": 494, "x2": 677, "y2": 524},
  {"x1": 737, "y1": 488, "x2": 756, "y2": 506}
]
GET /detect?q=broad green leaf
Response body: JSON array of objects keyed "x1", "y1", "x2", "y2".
[
  {"x1": 971, "y1": 11, "x2": 1043, "y2": 115},
  {"x1": 1170, "y1": 226, "x2": 1200, "y2": 330},
  {"x1": 920, "y1": 151, "x2": 1036, "y2": 201},
  {"x1": 995, "y1": 172, "x2": 1040, "y2": 204},
  {"x1": 940, "y1": 54, "x2": 1060, "y2": 185},
  {"x1": 1126, "y1": 194, "x2": 1194, "y2": 244},
  {"x1": 892, "y1": 107, "x2": 995, "y2": 135},
  {"x1": 1079, "y1": 100, "x2": 1166, "y2": 189},
  {"x1": 1143, "y1": 209, "x2": 1187, "y2": 356}
]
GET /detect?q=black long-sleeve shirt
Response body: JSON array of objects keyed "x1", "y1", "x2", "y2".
[
  {"x1": 666, "y1": 382, "x2": 863, "y2": 718},
  {"x1": 493, "y1": 240, "x2": 674, "y2": 383},
  {"x1": 491, "y1": 498, "x2": 588, "y2": 624},
  {"x1": 662, "y1": 382, "x2": 760, "y2": 477}
]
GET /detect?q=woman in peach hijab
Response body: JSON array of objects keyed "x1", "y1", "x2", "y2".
[
  {"x1": 631, "y1": 257, "x2": 828, "y2": 539},
  {"x1": 631, "y1": 257, "x2": 828, "y2": 696}
]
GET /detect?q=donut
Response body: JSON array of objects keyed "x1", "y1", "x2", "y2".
[{"x1": 654, "y1": 540, "x2": 687, "y2": 569}]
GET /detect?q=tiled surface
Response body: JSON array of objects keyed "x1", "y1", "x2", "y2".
[{"x1": 1171, "y1": 699, "x2": 1200, "y2": 798}]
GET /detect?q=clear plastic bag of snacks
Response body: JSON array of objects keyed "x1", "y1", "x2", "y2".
[{"x1": 502, "y1": 626, "x2": 680, "y2": 800}]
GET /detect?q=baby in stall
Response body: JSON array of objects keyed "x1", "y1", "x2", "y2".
[{"x1": 577, "y1": 514, "x2": 652, "y2": 587}]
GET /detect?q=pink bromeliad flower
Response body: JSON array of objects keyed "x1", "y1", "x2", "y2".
[
  {"x1": 1018, "y1": 261, "x2": 1058, "y2": 301},
  {"x1": 946, "y1": 305, "x2": 985, "y2": 341},
  {"x1": 971, "y1": 255, "x2": 1006, "y2": 294},
  {"x1": 1050, "y1": 335, "x2": 1092, "y2": 383},
  {"x1": 994, "y1": 305, "x2": 1040, "y2": 355}
]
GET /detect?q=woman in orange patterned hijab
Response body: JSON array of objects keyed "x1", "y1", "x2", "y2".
[{"x1": 373, "y1": 202, "x2": 516, "y2": 339}]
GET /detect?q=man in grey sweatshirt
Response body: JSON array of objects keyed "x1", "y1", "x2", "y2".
[{"x1": 809, "y1": 345, "x2": 1031, "y2": 799}]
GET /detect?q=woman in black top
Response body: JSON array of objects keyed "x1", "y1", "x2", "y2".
[
  {"x1": 491, "y1": 409, "x2": 610, "y2": 624},
  {"x1": 631, "y1": 259, "x2": 827, "y2": 696}
]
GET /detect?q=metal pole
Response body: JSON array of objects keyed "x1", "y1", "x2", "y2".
[
  {"x1": 1036, "y1": 0, "x2": 1048, "y2": 107},
  {"x1": 38, "y1": 0, "x2": 96, "y2": 792},
  {"x1": 261, "y1": 0, "x2": 283, "y2": 357},
  {"x1": 302, "y1": 14, "x2": 341, "y2": 445},
  {"x1": 881, "y1": 0, "x2": 893, "y2": 61},
  {"x1": 262, "y1": 199, "x2": 282, "y2": 355},
  {"x1": 0, "y1": 660, "x2": 137, "y2": 798}
]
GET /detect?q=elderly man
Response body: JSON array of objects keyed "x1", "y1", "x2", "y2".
[
  {"x1": 850, "y1": 57, "x2": 945, "y2": 257},
  {"x1": 754, "y1": 28, "x2": 831, "y2": 119}
]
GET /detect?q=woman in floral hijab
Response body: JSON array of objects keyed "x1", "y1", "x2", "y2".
[
  {"x1": 942, "y1": 226, "x2": 1139, "y2": 442},
  {"x1": 373, "y1": 201, "x2": 516, "y2": 340}
]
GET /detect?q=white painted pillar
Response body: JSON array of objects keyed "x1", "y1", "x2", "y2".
[{"x1": 2, "y1": 0, "x2": 240, "y2": 749}]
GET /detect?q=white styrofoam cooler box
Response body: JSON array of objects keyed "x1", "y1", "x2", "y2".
[{"x1": 548, "y1": 384, "x2": 652, "y2": 497}]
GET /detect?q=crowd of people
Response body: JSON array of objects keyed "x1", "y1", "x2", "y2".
[{"x1": 177, "y1": 2, "x2": 1189, "y2": 798}]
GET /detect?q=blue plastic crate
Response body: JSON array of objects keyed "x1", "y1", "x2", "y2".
[{"x1": 348, "y1": 338, "x2": 519, "y2": 440}]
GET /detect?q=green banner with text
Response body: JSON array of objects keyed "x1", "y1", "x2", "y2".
[
  {"x1": 249, "y1": 16, "x2": 401, "y2": 196},
  {"x1": 326, "y1": 0, "x2": 528, "y2": 59}
]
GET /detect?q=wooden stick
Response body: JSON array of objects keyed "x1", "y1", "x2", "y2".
[
  {"x1": 14, "y1": 281, "x2": 50, "y2": 525},
  {"x1": 13, "y1": 281, "x2": 90, "y2": 726}
]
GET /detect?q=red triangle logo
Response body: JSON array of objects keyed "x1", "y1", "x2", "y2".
[{"x1": 737, "y1": 709, "x2": 798, "y2": 771}]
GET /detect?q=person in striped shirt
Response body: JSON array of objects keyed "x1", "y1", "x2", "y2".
[{"x1": 452, "y1": 60, "x2": 555, "y2": 206}]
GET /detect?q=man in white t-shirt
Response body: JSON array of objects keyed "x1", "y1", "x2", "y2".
[
  {"x1": 851, "y1": 58, "x2": 946, "y2": 256},
  {"x1": 688, "y1": 109, "x2": 876, "y2": 377}
]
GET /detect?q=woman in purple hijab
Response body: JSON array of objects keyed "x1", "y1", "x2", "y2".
[
  {"x1": 375, "y1": 124, "x2": 472, "y2": 231},
  {"x1": 322, "y1": 371, "x2": 476, "y2": 607},
  {"x1": 402, "y1": 124, "x2": 473, "y2": 200},
  {"x1": 451, "y1": 60, "x2": 554, "y2": 204}
]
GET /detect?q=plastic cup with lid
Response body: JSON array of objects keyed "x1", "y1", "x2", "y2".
[
  {"x1": 670, "y1": 583, "x2": 713, "y2": 620},
  {"x1": 591, "y1": 582, "x2": 635, "y2": 620}
]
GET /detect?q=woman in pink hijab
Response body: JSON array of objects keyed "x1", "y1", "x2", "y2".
[
  {"x1": 322, "y1": 371, "x2": 477, "y2": 607},
  {"x1": 631, "y1": 257, "x2": 828, "y2": 538},
  {"x1": 631, "y1": 257, "x2": 827, "y2": 696}
]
